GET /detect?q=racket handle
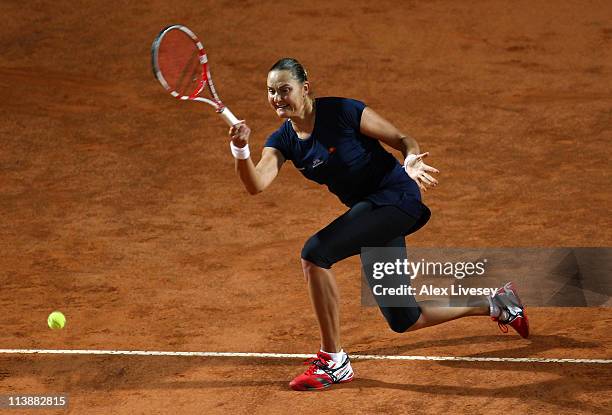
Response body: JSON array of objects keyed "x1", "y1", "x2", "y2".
[{"x1": 218, "y1": 107, "x2": 240, "y2": 126}]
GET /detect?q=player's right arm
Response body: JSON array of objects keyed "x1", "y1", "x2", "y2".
[{"x1": 229, "y1": 122, "x2": 285, "y2": 195}]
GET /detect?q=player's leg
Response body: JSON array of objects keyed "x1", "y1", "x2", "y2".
[
  {"x1": 293, "y1": 202, "x2": 528, "y2": 390},
  {"x1": 315, "y1": 203, "x2": 528, "y2": 338},
  {"x1": 290, "y1": 261, "x2": 354, "y2": 391},
  {"x1": 300, "y1": 260, "x2": 340, "y2": 353},
  {"x1": 300, "y1": 200, "x2": 420, "y2": 353},
  {"x1": 292, "y1": 200, "x2": 416, "y2": 390},
  {"x1": 406, "y1": 300, "x2": 489, "y2": 330}
]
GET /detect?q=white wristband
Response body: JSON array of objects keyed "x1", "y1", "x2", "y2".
[
  {"x1": 403, "y1": 154, "x2": 418, "y2": 170},
  {"x1": 230, "y1": 142, "x2": 250, "y2": 160}
]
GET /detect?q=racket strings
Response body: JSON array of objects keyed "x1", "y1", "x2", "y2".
[{"x1": 157, "y1": 30, "x2": 205, "y2": 97}]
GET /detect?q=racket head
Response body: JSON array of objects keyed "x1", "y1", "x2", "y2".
[{"x1": 151, "y1": 25, "x2": 220, "y2": 107}]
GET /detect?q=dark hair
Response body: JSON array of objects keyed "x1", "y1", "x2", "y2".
[{"x1": 269, "y1": 58, "x2": 308, "y2": 83}]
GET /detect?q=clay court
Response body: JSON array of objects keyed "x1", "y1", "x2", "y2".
[{"x1": 1, "y1": 0, "x2": 611, "y2": 413}]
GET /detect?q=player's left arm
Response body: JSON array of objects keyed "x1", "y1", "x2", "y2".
[
  {"x1": 360, "y1": 106, "x2": 439, "y2": 190},
  {"x1": 360, "y1": 107, "x2": 418, "y2": 157}
]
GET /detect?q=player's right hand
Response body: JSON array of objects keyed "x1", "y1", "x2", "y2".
[{"x1": 229, "y1": 122, "x2": 251, "y2": 148}]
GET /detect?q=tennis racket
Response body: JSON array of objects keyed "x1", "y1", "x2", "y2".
[{"x1": 151, "y1": 24, "x2": 240, "y2": 126}]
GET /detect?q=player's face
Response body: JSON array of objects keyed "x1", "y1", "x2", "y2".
[{"x1": 267, "y1": 70, "x2": 309, "y2": 118}]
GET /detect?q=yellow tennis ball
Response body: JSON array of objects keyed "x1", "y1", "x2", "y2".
[{"x1": 47, "y1": 311, "x2": 66, "y2": 330}]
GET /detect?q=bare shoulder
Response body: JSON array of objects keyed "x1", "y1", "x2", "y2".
[
  {"x1": 360, "y1": 106, "x2": 387, "y2": 125},
  {"x1": 360, "y1": 106, "x2": 400, "y2": 138}
]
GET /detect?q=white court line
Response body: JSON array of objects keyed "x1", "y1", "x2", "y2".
[{"x1": 0, "y1": 349, "x2": 610, "y2": 364}]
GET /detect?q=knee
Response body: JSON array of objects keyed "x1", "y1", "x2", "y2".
[
  {"x1": 300, "y1": 258, "x2": 318, "y2": 276},
  {"x1": 301, "y1": 235, "x2": 333, "y2": 269},
  {"x1": 385, "y1": 307, "x2": 421, "y2": 333},
  {"x1": 406, "y1": 205, "x2": 431, "y2": 235},
  {"x1": 387, "y1": 319, "x2": 413, "y2": 334}
]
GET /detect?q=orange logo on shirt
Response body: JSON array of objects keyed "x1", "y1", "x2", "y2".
[{"x1": 328, "y1": 147, "x2": 336, "y2": 154}]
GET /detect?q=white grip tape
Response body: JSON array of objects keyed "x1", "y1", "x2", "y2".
[{"x1": 219, "y1": 107, "x2": 240, "y2": 126}]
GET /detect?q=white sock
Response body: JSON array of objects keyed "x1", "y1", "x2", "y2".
[
  {"x1": 487, "y1": 296, "x2": 501, "y2": 318},
  {"x1": 321, "y1": 349, "x2": 345, "y2": 363}
]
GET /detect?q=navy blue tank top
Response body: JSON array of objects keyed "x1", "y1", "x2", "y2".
[{"x1": 264, "y1": 97, "x2": 426, "y2": 219}]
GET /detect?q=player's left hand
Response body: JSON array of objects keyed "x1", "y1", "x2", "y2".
[{"x1": 403, "y1": 152, "x2": 439, "y2": 192}]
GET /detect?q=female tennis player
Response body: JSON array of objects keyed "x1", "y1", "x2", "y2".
[{"x1": 228, "y1": 58, "x2": 529, "y2": 391}]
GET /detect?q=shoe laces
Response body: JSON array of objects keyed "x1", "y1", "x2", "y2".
[{"x1": 302, "y1": 353, "x2": 330, "y2": 376}]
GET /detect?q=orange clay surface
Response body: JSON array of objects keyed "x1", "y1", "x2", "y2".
[{"x1": 0, "y1": 1, "x2": 610, "y2": 413}]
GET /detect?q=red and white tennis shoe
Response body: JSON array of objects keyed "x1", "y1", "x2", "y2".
[
  {"x1": 490, "y1": 281, "x2": 530, "y2": 338},
  {"x1": 289, "y1": 351, "x2": 354, "y2": 391}
]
